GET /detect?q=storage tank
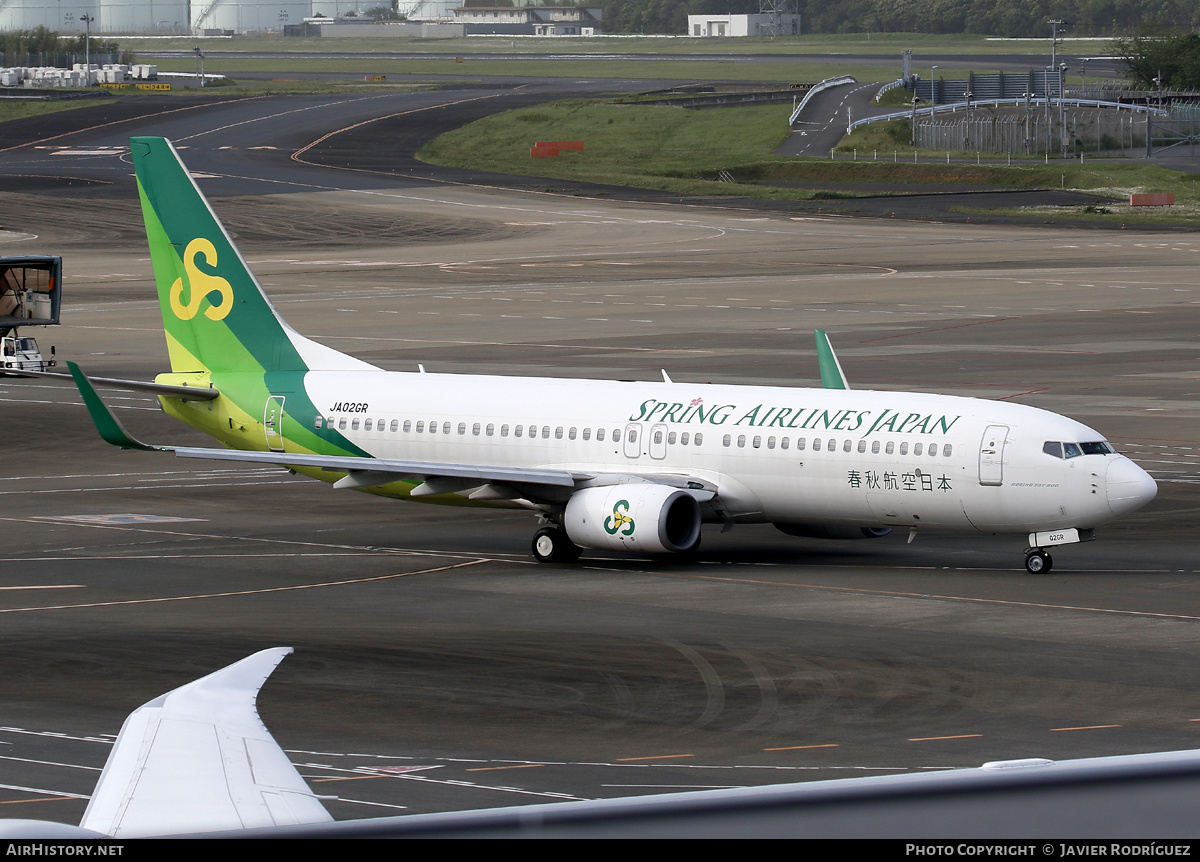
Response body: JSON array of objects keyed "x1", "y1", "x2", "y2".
[
  {"x1": 0, "y1": 0, "x2": 97, "y2": 34},
  {"x1": 191, "y1": 0, "x2": 311, "y2": 33},
  {"x1": 97, "y1": 0, "x2": 190, "y2": 33}
]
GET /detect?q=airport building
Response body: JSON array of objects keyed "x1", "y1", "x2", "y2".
[{"x1": 687, "y1": 13, "x2": 800, "y2": 37}]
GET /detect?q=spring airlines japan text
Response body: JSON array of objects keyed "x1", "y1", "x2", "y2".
[{"x1": 628, "y1": 398, "x2": 961, "y2": 437}]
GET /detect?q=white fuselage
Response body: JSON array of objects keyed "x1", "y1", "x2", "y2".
[{"x1": 294, "y1": 372, "x2": 1154, "y2": 535}]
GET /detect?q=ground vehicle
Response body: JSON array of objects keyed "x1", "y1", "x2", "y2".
[{"x1": 0, "y1": 256, "x2": 60, "y2": 376}]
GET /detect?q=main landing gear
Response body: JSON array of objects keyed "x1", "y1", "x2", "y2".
[
  {"x1": 532, "y1": 526, "x2": 582, "y2": 564},
  {"x1": 1024, "y1": 549, "x2": 1053, "y2": 574}
]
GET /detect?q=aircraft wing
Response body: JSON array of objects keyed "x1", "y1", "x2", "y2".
[{"x1": 78, "y1": 648, "x2": 332, "y2": 838}]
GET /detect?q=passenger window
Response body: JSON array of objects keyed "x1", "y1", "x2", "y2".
[
  {"x1": 680, "y1": 432, "x2": 689, "y2": 445},
  {"x1": 416, "y1": 421, "x2": 424, "y2": 433},
  {"x1": 314, "y1": 417, "x2": 323, "y2": 430},
  {"x1": 569, "y1": 427, "x2": 577, "y2": 440},
  {"x1": 813, "y1": 438, "x2": 822, "y2": 452},
  {"x1": 596, "y1": 429, "x2": 605, "y2": 442},
  {"x1": 899, "y1": 442, "x2": 908, "y2": 455},
  {"x1": 403, "y1": 420, "x2": 412, "y2": 433},
  {"x1": 364, "y1": 419, "x2": 372, "y2": 431},
  {"x1": 443, "y1": 422, "x2": 451, "y2": 434},
  {"x1": 913, "y1": 442, "x2": 922, "y2": 456},
  {"x1": 339, "y1": 418, "x2": 347, "y2": 430},
  {"x1": 472, "y1": 423, "x2": 481, "y2": 435},
  {"x1": 780, "y1": 437, "x2": 789, "y2": 450},
  {"x1": 486, "y1": 423, "x2": 494, "y2": 436},
  {"x1": 351, "y1": 419, "x2": 360, "y2": 431},
  {"x1": 326, "y1": 416, "x2": 335, "y2": 428},
  {"x1": 391, "y1": 420, "x2": 399, "y2": 432},
  {"x1": 842, "y1": 440, "x2": 852, "y2": 453},
  {"x1": 501, "y1": 424, "x2": 509, "y2": 437},
  {"x1": 458, "y1": 423, "x2": 466, "y2": 435},
  {"x1": 582, "y1": 428, "x2": 591, "y2": 440},
  {"x1": 944, "y1": 444, "x2": 952, "y2": 457},
  {"x1": 628, "y1": 429, "x2": 636, "y2": 442},
  {"x1": 885, "y1": 441, "x2": 894, "y2": 454},
  {"x1": 515, "y1": 425, "x2": 523, "y2": 438},
  {"x1": 796, "y1": 437, "x2": 806, "y2": 451},
  {"x1": 872, "y1": 440, "x2": 880, "y2": 454},
  {"x1": 694, "y1": 433, "x2": 702, "y2": 445},
  {"x1": 928, "y1": 443, "x2": 937, "y2": 457},
  {"x1": 723, "y1": 434, "x2": 731, "y2": 447},
  {"x1": 429, "y1": 421, "x2": 438, "y2": 434},
  {"x1": 767, "y1": 436, "x2": 775, "y2": 449},
  {"x1": 752, "y1": 436, "x2": 761, "y2": 448},
  {"x1": 543, "y1": 427, "x2": 551, "y2": 439},
  {"x1": 1043, "y1": 441, "x2": 1064, "y2": 458},
  {"x1": 857, "y1": 440, "x2": 866, "y2": 453},
  {"x1": 827, "y1": 438, "x2": 835, "y2": 452},
  {"x1": 613, "y1": 429, "x2": 621, "y2": 443}
]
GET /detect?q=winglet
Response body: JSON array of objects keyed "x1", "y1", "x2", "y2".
[
  {"x1": 814, "y1": 330, "x2": 850, "y2": 390},
  {"x1": 79, "y1": 648, "x2": 333, "y2": 837},
  {"x1": 67, "y1": 361, "x2": 164, "y2": 451}
]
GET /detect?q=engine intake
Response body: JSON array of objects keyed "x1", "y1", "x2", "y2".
[{"x1": 565, "y1": 485, "x2": 701, "y2": 554}]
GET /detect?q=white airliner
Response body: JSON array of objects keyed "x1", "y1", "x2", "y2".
[{"x1": 68, "y1": 137, "x2": 1157, "y2": 573}]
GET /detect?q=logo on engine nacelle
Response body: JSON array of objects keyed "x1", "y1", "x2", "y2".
[{"x1": 603, "y1": 499, "x2": 635, "y2": 536}]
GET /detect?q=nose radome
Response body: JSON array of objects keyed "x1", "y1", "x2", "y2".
[{"x1": 1106, "y1": 457, "x2": 1157, "y2": 516}]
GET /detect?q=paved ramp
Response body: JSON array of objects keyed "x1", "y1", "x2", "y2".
[{"x1": 778, "y1": 80, "x2": 881, "y2": 157}]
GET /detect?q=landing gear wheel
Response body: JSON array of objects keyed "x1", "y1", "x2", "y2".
[
  {"x1": 1024, "y1": 551, "x2": 1053, "y2": 574},
  {"x1": 532, "y1": 527, "x2": 582, "y2": 564}
]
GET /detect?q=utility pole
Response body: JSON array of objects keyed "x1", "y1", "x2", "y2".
[
  {"x1": 80, "y1": 14, "x2": 93, "y2": 80},
  {"x1": 194, "y1": 46, "x2": 205, "y2": 88}
]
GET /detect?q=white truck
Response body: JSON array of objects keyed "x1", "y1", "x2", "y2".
[{"x1": 0, "y1": 255, "x2": 60, "y2": 376}]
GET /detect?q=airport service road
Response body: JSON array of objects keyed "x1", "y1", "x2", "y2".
[{"x1": 0, "y1": 170, "x2": 1198, "y2": 826}]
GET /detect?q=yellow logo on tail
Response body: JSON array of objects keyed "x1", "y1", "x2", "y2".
[{"x1": 170, "y1": 238, "x2": 234, "y2": 321}]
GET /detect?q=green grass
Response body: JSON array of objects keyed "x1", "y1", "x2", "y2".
[
  {"x1": 0, "y1": 96, "x2": 115, "y2": 124},
  {"x1": 420, "y1": 96, "x2": 1200, "y2": 224}
]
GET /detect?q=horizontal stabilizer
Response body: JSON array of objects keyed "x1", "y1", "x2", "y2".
[
  {"x1": 21, "y1": 368, "x2": 219, "y2": 400},
  {"x1": 79, "y1": 648, "x2": 332, "y2": 838}
]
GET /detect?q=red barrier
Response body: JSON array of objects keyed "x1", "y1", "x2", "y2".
[
  {"x1": 1130, "y1": 193, "x2": 1175, "y2": 206},
  {"x1": 530, "y1": 145, "x2": 559, "y2": 157},
  {"x1": 536, "y1": 140, "x2": 584, "y2": 151}
]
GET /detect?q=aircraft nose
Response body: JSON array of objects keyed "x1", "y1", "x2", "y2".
[{"x1": 1106, "y1": 456, "x2": 1157, "y2": 516}]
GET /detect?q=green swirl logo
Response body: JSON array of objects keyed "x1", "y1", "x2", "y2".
[{"x1": 603, "y1": 499, "x2": 635, "y2": 536}]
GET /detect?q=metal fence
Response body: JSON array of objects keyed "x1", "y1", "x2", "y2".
[
  {"x1": 0, "y1": 53, "x2": 120, "y2": 69},
  {"x1": 913, "y1": 108, "x2": 1146, "y2": 156}
]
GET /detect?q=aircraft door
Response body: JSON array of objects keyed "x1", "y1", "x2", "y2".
[
  {"x1": 978, "y1": 424, "x2": 1008, "y2": 486},
  {"x1": 623, "y1": 423, "x2": 642, "y2": 459},
  {"x1": 264, "y1": 396, "x2": 286, "y2": 452},
  {"x1": 649, "y1": 423, "x2": 668, "y2": 460}
]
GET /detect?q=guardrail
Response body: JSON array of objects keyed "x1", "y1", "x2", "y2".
[
  {"x1": 874, "y1": 78, "x2": 906, "y2": 102},
  {"x1": 846, "y1": 97, "x2": 1167, "y2": 133},
  {"x1": 789, "y1": 75, "x2": 856, "y2": 126}
]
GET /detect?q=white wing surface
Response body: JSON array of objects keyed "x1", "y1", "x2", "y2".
[{"x1": 79, "y1": 647, "x2": 332, "y2": 837}]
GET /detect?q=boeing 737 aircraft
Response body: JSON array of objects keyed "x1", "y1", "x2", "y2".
[{"x1": 69, "y1": 137, "x2": 1157, "y2": 573}]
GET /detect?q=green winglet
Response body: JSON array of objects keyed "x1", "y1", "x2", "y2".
[
  {"x1": 815, "y1": 330, "x2": 850, "y2": 390},
  {"x1": 67, "y1": 361, "x2": 162, "y2": 451}
]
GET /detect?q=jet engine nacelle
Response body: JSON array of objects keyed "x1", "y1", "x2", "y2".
[
  {"x1": 774, "y1": 524, "x2": 892, "y2": 540},
  {"x1": 565, "y1": 485, "x2": 702, "y2": 554}
]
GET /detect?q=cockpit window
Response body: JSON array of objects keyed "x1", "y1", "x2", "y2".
[{"x1": 1044, "y1": 440, "x2": 1114, "y2": 459}]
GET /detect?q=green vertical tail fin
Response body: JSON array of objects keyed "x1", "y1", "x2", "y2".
[
  {"x1": 130, "y1": 137, "x2": 374, "y2": 376},
  {"x1": 815, "y1": 329, "x2": 850, "y2": 390}
]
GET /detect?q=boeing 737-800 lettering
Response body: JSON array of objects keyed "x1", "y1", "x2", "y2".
[{"x1": 70, "y1": 137, "x2": 1157, "y2": 573}]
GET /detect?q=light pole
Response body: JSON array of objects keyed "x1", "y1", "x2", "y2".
[
  {"x1": 931, "y1": 64, "x2": 939, "y2": 106},
  {"x1": 193, "y1": 46, "x2": 205, "y2": 88},
  {"x1": 80, "y1": 14, "x2": 93, "y2": 80}
]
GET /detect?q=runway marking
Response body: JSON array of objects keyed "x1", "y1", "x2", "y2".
[
  {"x1": 908, "y1": 734, "x2": 984, "y2": 742},
  {"x1": 616, "y1": 754, "x2": 694, "y2": 762},
  {"x1": 763, "y1": 743, "x2": 839, "y2": 752},
  {"x1": 38, "y1": 514, "x2": 205, "y2": 525},
  {"x1": 465, "y1": 764, "x2": 548, "y2": 772},
  {"x1": 651, "y1": 570, "x2": 1200, "y2": 623},
  {"x1": 0, "y1": 754, "x2": 100, "y2": 772},
  {"x1": 0, "y1": 789, "x2": 85, "y2": 802},
  {"x1": 0, "y1": 585, "x2": 83, "y2": 591},
  {"x1": 1049, "y1": 724, "x2": 1122, "y2": 732},
  {"x1": 0, "y1": 559, "x2": 487, "y2": 615}
]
